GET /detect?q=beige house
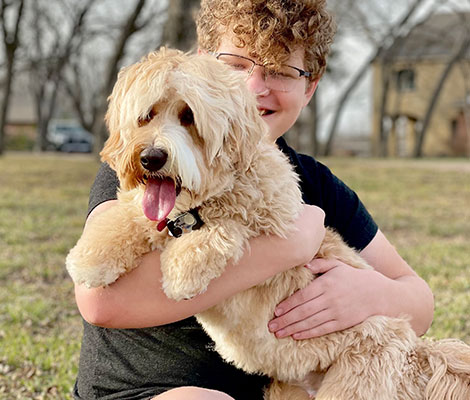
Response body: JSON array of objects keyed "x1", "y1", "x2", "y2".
[{"x1": 372, "y1": 12, "x2": 470, "y2": 157}]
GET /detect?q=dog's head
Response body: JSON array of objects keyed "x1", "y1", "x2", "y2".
[{"x1": 101, "y1": 47, "x2": 269, "y2": 222}]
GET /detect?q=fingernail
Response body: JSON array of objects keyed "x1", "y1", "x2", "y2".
[
  {"x1": 274, "y1": 308, "x2": 283, "y2": 317},
  {"x1": 268, "y1": 322, "x2": 277, "y2": 332}
]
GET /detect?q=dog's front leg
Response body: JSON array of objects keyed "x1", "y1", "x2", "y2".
[
  {"x1": 160, "y1": 223, "x2": 246, "y2": 301},
  {"x1": 66, "y1": 200, "x2": 153, "y2": 288}
]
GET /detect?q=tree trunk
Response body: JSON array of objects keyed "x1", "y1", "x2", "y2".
[
  {"x1": 0, "y1": 43, "x2": 15, "y2": 154},
  {"x1": 161, "y1": 0, "x2": 199, "y2": 51},
  {"x1": 0, "y1": 0, "x2": 25, "y2": 155},
  {"x1": 309, "y1": 90, "x2": 318, "y2": 156},
  {"x1": 414, "y1": 36, "x2": 470, "y2": 157},
  {"x1": 378, "y1": 63, "x2": 392, "y2": 157},
  {"x1": 322, "y1": 60, "x2": 371, "y2": 156}
]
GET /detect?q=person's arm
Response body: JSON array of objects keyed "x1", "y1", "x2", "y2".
[
  {"x1": 268, "y1": 229, "x2": 434, "y2": 339},
  {"x1": 74, "y1": 201, "x2": 326, "y2": 329}
]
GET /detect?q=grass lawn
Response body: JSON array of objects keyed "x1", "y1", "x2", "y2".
[{"x1": 0, "y1": 152, "x2": 469, "y2": 398}]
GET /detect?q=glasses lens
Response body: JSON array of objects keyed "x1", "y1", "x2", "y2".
[
  {"x1": 217, "y1": 54, "x2": 254, "y2": 74},
  {"x1": 265, "y1": 66, "x2": 300, "y2": 92},
  {"x1": 216, "y1": 53, "x2": 306, "y2": 92}
]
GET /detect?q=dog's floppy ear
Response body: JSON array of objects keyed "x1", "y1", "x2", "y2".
[
  {"x1": 100, "y1": 63, "x2": 134, "y2": 172},
  {"x1": 101, "y1": 63, "x2": 145, "y2": 190},
  {"x1": 100, "y1": 121, "x2": 125, "y2": 173},
  {"x1": 225, "y1": 86, "x2": 268, "y2": 171}
]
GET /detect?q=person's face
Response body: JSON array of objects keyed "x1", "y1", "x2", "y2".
[{"x1": 216, "y1": 35, "x2": 318, "y2": 141}]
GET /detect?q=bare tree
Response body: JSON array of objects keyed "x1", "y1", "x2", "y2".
[
  {"x1": 414, "y1": 31, "x2": 470, "y2": 156},
  {"x1": 60, "y1": 0, "x2": 168, "y2": 155},
  {"x1": 306, "y1": 91, "x2": 319, "y2": 156},
  {"x1": 25, "y1": 0, "x2": 96, "y2": 151},
  {"x1": 82, "y1": 0, "x2": 197, "y2": 152},
  {"x1": 63, "y1": 45, "x2": 102, "y2": 134},
  {"x1": 90, "y1": 0, "x2": 169, "y2": 152},
  {"x1": 0, "y1": 0, "x2": 24, "y2": 155},
  {"x1": 322, "y1": 0, "x2": 428, "y2": 156}
]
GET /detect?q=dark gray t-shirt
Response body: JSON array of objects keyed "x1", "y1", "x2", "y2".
[{"x1": 73, "y1": 137, "x2": 378, "y2": 399}]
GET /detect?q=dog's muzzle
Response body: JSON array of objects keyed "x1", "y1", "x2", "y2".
[{"x1": 140, "y1": 148, "x2": 168, "y2": 172}]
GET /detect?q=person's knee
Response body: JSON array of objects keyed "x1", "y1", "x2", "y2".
[{"x1": 153, "y1": 386, "x2": 235, "y2": 400}]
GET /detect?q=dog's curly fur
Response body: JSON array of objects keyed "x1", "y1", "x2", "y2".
[{"x1": 66, "y1": 48, "x2": 470, "y2": 399}]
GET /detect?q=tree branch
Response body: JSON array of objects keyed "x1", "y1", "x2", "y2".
[
  {"x1": 414, "y1": 33, "x2": 470, "y2": 157},
  {"x1": 322, "y1": 0, "x2": 428, "y2": 156}
]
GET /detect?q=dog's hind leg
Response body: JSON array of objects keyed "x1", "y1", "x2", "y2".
[
  {"x1": 314, "y1": 359, "x2": 399, "y2": 400},
  {"x1": 314, "y1": 320, "x2": 419, "y2": 400}
]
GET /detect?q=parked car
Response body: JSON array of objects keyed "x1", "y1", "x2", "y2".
[{"x1": 47, "y1": 120, "x2": 94, "y2": 153}]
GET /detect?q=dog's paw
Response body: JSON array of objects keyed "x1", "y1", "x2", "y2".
[
  {"x1": 161, "y1": 276, "x2": 208, "y2": 301},
  {"x1": 159, "y1": 230, "x2": 239, "y2": 301},
  {"x1": 65, "y1": 251, "x2": 122, "y2": 288}
]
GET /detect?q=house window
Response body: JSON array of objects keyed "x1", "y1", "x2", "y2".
[{"x1": 396, "y1": 68, "x2": 415, "y2": 92}]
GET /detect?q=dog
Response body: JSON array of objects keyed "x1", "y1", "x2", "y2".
[{"x1": 66, "y1": 48, "x2": 470, "y2": 399}]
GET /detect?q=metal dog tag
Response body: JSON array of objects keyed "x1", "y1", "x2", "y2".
[{"x1": 167, "y1": 209, "x2": 204, "y2": 238}]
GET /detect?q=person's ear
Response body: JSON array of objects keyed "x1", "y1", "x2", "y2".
[{"x1": 303, "y1": 79, "x2": 319, "y2": 107}]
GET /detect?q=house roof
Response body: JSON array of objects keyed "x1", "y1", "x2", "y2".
[{"x1": 389, "y1": 12, "x2": 470, "y2": 61}]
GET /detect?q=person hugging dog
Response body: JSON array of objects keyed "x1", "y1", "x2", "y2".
[{"x1": 72, "y1": 1, "x2": 434, "y2": 399}]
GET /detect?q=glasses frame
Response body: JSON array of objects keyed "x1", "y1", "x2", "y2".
[{"x1": 211, "y1": 52, "x2": 312, "y2": 79}]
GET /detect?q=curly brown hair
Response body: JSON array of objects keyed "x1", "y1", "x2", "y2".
[{"x1": 196, "y1": 0, "x2": 336, "y2": 81}]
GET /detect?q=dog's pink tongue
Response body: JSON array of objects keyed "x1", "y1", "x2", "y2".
[{"x1": 143, "y1": 177, "x2": 176, "y2": 222}]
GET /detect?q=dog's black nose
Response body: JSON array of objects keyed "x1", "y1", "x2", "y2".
[{"x1": 140, "y1": 148, "x2": 168, "y2": 171}]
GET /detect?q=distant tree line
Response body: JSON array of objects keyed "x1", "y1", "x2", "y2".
[{"x1": 0, "y1": 0, "x2": 468, "y2": 157}]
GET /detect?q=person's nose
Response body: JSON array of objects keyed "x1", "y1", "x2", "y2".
[{"x1": 245, "y1": 65, "x2": 270, "y2": 96}]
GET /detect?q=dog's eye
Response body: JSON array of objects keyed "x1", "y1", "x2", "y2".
[
  {"x1": 138, "y1": 108, "x2": 156, "y2": 127},
  {"x1": 179, "y1": 106, "x2": 194, "y2": 127}
]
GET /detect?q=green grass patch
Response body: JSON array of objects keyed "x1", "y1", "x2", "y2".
[
  {"x1": 0, "y1": 153, "x2": 98, "y2": 399},
  {"x1": 0, "y1": 153, "x2": 469, "y2": 398}
]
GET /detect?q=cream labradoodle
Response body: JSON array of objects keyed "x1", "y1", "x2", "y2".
[{"x1": 67, "y1": 48, "x2": 470, "y2": 399}]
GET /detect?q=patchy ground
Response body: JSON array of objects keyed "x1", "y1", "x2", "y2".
[{"x1": 1, "y1": 153, "x2": 469, "y2": 398}]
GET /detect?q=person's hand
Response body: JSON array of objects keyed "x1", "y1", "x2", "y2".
[{"x1": 268, "y1": 258, "x2": 388, "y2": 339}]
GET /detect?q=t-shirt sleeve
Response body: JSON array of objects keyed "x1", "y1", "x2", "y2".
[
  {"x1": 296, "y1": 154, "x2": 378, "y2": 251},
  {"x1": 87, "y1": 163, "x2": 120, "y2": 217}
]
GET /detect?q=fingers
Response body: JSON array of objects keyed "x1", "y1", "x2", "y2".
[
  {"x1": 273, "y1": 281, "x2": 323, "y2": 318},
  {"x1": 305, "y1": 258, "x2": 342, "y2": 275},
  {"x1": 269, "y1": 308, "x2": 330, "y2": 339},
  {"x1": 268, "y1": 260, "x2": 355, "y2": 340},
  {"x1": 291, "y1": 320, "x2": 340, "y2": 340}
]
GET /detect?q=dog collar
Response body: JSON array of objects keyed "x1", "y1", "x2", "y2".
[{"x1": 165, "y1": 208, "x2": 204, "y2": 238}]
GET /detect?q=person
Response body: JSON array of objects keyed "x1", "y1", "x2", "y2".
[{"x1": 72, "y1": 0, "x2": 434, "y2": 399}]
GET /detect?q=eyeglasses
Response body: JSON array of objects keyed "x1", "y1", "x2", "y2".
[{"x1": 212, "y1": 52, "x2": 311, "y2": 92}]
